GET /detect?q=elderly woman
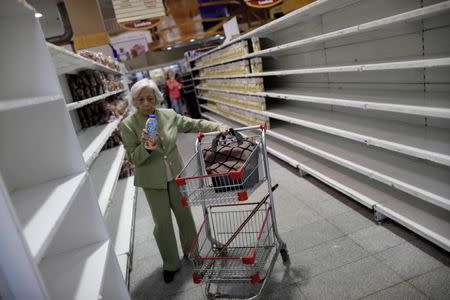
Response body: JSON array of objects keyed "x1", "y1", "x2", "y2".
[{"x1": 120, "y1": 79, "x2": 229, "y2": 283}]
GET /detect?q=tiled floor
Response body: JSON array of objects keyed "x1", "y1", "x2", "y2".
[{"x1": 129, "y1": 133, "x2": 449, "y2": 300}]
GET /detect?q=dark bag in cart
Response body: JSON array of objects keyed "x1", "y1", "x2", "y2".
[{"x1": 202, "y1": 129, "x2": 260, "y2": 193}]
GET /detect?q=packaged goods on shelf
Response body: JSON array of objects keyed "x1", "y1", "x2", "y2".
[
  {"x1": 251, "y1": 36, "x2": 261, "y2": 52},
  {"x1": 78, "y1": 49, "x2": 120, "y2": 71},
  {"x1": 250, "y1": 57, "x2": 263, "y2": 73},
  {"x1": 101, "y1": 128, "x2": 122, "y2": 151},
  {"x1": 119, "y1": 158, "x2": 135, "y2": 179},
  {"x1": 105, "y1": 74, "x2": 124, "y2": 92},
  {"x1": 199, "y1": 60, "x2": 251, "y2": 77},
  {"x1": 215, "y1": 103, "x2": 269, "y2": 126},
  {"x1": 78, "y1": 95, "x2": 128, "y2": 129},
  {"x1": 200, "y1": 78, "x2": 264, "y2": 92},
  {"x1": 200, "y1": 90, "x2": 266, "y2": 111},
  {"x1": 67, "y1": 71, "x2": 123, "y2": 102},
  {"x1": 196, "y1": 41, "x2": 249, "y2": 67}
]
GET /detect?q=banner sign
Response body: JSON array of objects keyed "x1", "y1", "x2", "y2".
[
  {"x1": 244, "y1": 0, "x2": 283, "y2": 9},
  {"x1": 112, "y1": 0, "x2": 166, "y2": 23}
]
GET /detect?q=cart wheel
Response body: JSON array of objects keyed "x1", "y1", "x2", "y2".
[{"x1": 280, "y1": 248, "x2": 289, "y2": 263}]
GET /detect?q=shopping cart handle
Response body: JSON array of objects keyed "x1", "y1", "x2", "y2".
[{"x1": 200, "y1": 125, "x2": 263, "y2": 137}]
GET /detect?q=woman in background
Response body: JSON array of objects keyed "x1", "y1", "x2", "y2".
[{"x1": 166, "y1": 70, "x2": 183, "y2": 114}]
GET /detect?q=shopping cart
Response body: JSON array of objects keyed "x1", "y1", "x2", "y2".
[{"x1": 176, "y1": 125, "x2": 289, "y2": 299}]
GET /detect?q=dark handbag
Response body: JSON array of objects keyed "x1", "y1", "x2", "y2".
[{"x1": 202, "y1": 129, "x2": 260, "y2": 193}]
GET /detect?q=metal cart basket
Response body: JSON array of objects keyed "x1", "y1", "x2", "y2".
[{"x1": 176, "y1": 125, "x2": 289, "y2": 299}]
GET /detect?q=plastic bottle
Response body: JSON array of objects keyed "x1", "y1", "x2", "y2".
[{"x1": 144, "y1": 114, "x2": 158, "y2": 149}]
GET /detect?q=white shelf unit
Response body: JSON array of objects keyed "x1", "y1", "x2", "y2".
[
  {"x1": 47, "y1": 15, "x2": 137, "y2": 288},
  {"x1": 106, "y1": 176, "x2": 137, "y2": 283},
  {"x1": 0, "y1": 1, "x2": 131, "y2": 299},
  {"x1": 191, "y1": 0, "x2": 450, "y2": 251}
]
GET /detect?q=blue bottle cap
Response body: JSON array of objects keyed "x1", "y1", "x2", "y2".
[{"x1": 149, "y1": 114, "x2": 156, "y2": 118}]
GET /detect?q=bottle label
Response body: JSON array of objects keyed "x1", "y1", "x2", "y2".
[{"x1": 145, "y1": 116, "x2": 158, "y2": 149}]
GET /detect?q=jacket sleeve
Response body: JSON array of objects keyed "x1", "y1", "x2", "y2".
[
  {"x1": 176, "y1": 114, "x2": 221, "y2": 133},
  {"x1": 119, "y1": 121, "x2": 152, "y2": 166}
]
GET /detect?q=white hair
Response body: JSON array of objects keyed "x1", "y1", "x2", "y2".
[{"x1": 130, "y1": 78, "x2": 163, "y2": 107}]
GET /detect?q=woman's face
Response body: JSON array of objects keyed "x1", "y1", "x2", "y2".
[{"x1": 135, "y1": 87, "x2": 157, "y2": 115}]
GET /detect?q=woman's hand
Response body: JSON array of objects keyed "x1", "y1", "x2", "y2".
[{"x1": 219, "y1": 124, "x2": 230, "y2": 135}]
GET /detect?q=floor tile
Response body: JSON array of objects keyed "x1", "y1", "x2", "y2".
[
  {"x1": 260, "y1": 283, "x2": 307, "y2": 300},
  {"x1": 305, "y1": 196, "x2": 353, "y2": 218},
  {"x1": 168, "y1": 286, "x2": 206, "y2": 300},
  {"x1": 375, "y1": 242, "x2": 443, "y2": 280},
  {"x1": 409, "y1": 266, "x2": 450, "y2": 300},
  {"x1": 131, "y1": 258, "x2": 197, "y2": 299},
  {"x1": 287, "y1": 236, "x2": 370, "y2": 279},
  {"x1": 349, "y1": 226, "x2": 405, "y2": 254},
  {"x1": 282, "y1": 219, "x2": 344, "y2": 254},
  {"x1": 361, "y1": 282, "x2": 429, "y2": 300},
  {"x1": 327, "y1": 211, "x2": 376, "y2": 235},
  {"x1": 299, "y1": 256, "x2": 403, "y2": 300}
]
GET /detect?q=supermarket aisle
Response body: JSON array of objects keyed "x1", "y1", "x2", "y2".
[{"x1": 129, "y1": 133, "x2": 449, "y2": 300}]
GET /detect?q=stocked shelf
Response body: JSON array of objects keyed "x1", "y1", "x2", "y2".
[
  {"x1": 47, "y1": 43, "x2": 121, "y2": 75},
  {"x1": 39, "y1": 240, "x2": 110, "y2": 300},
  {"x1": 268, "y1": 123, "x2": 450, "y2": 210},
  {"x1": 90, "y1": 146, "x2": 126, "y2": 216},
  {"x1": 192, "y1": 1, "x2": 450, "y2": 71},
  {"x1": 77, "y1": 117, "x2": 123, "y2": 167},
  {"x1": 197, "y1": 86, "x2": 450, "y2": 119},
  {"x1": 67, "y1": 89, "x2": 126, "y2": 111},
  {"x1": 193, "y1": 57, "x2": 450, "y2": 80},
  {"x1": 11, "y1": 172, "x2": 87, "y2": 261}
]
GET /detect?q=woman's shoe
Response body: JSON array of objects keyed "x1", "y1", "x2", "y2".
[{"x1": 163, "y1": 269, "x2": 179, "y2": 283}]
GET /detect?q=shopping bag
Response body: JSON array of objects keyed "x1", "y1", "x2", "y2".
[{"x1": 202, "y1": 129, "x2": 260, "y2": 192}]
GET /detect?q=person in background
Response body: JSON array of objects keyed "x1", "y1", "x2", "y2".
[
  {"x1": 166, "y1": 70, "x2": 183, "y2": 114},
  {"x1": 120, "y1": 78, "x2": 229, "y2": 283}
]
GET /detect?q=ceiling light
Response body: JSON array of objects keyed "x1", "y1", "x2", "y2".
[
  {"x1": 35, "y1": 12, "x2": 43, "y2": 18},
  {"x1": 219, "y1": 36, "x2": 225, "y2": 40},
  {"x1": 190, "y1": 39, "x2": 195, "y2": 42},
  {"x1": 215, "y1": 34, "x2": 221, "y2": 37},
  {"x1": 167, "y1": 47, "x2": 172, "y2": 50}
]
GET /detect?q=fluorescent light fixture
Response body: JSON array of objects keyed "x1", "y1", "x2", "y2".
[
  {"x1": 219, "y1": 36, "x2": 225, "y2": 40},
  {"x1": 167, "y1": 47, "x2": 172, "y2": 50},
  {"x1": 190, "y1": 39, "x2": 195, "y2": 42},
  {"x1": 215, "y1": 34, "x2": 221, "y2": 37},
  {"x1": 35, "y1": 12, "x2": 43, "y2": 18}
]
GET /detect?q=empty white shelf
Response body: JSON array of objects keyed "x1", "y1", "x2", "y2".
[
  {"x1": 193, "y1": 57, "x2": 450, "y2": 80},
  {"x1": 39, "y1": 240, "x2": 110, "y2": 300},
  {"x1": 116, "y1": 254, "x2": 129, "y2": 282},
  {"x1": 11, "y1": 172, "x2": 87, "y2": 262},
  {"x1": 192, "y1": 1, "x2": 450, "y2": 71},
  {"x1": 47, "y1": 43, "x2": 121, "y2": 75},
  {"x1": 0, "y1": 95, "x2": 63, "y2": 112},
  {"x1": 90, "y1": 146, "x2": 126, "y2": 216},
  {"x1": 266, "y1": 105, "x2": 450, "y2": 166},
  {"x1": 77, "y1": 117, "x2": 123, "y2": 167},
  {"x1": 190, "y1": 0, "x2": 362, "y2": 63},
  {"x1": 266, "y1": 137, "x2": 450, "y2": 251},
  {"x1": 106, "y1": 176, "x2": 136, "y2": 255},
  {"x1": 268, "y1": 124, "x2": 450, "y2": 210},
  {"x1": 67, "y1": 89, "x2": 126, "y2": 111},
  {"x1": 198, "y1": 86, "x2": 450, "y2": 119}
]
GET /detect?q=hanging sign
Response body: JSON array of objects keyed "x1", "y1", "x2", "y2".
[
  {"x1": 244, "y1": 0, "x2": 283, "y2": 9},
  {"x1": 119, "y1": 18, "x2": 162, "y2": 30},
  {"x1": 112, "y1": 0, "x2": 166, "y2": 24}
]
